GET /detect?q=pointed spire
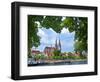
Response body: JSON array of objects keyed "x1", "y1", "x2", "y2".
[
  {"x1": 58, "y1": 37, "x2": 61, "y2": 51},
  {"x1": 55, "y1": 38, "x2": 58, "y2": 49}
]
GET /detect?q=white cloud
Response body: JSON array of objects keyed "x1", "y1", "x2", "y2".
[
  {"x1": 62, "y1": 17, "x2": 66, "y2": 21},
  {"x1": 37, "y1": 28, "x2": 46, "y2": 37},
  {"x1": 33, "y1": 27, "x2": 75, "y2": 52},
  {"x1": 37, "y1": 28, "x2": 58, "y2": 46},
  {"x1": 37, "y1": 28, "x2": 48, "y2": 44},
  {"x1": 61, "y1": 40, "x2": 75, "y2": 52},
  {"x1": 61, "y1": 40, "x2": 74, "y2": 47},
  {"x1": 49, "y1": 28, "x2": 55, "y2": 33},
  {"x1": 35, "y1": 21, "x2": 40, "y2": 27},
  {"x1": 61, "y1": 28, "x2": 69, "y2": 34},
  {"x1": 49, "y1": 28, "x2": 58, "y2": 36}
]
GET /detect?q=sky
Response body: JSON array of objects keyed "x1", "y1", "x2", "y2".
[{"x1": 32, "y1": 27, "x2": 75, "y2": 52}]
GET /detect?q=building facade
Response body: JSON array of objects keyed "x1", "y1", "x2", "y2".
[{"x1": 44, "y1": 38, "x2": 62, "y2": 57}]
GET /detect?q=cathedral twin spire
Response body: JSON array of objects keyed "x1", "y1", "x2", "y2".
[{"x1": 55, "y1": 37, "x2": 61, "y2": 51}]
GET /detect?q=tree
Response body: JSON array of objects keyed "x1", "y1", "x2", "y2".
[
  {"x1": 74, "y1": 40, "x2": 84, "y2": 53},
  {"x1": 62, "y1": 17, "x2": 87, "y2": 51},
  {"x1": 41, "y1": 16, "x2": 63, "y2": 33},
  {"x1": 53, "y1": 50, "x2": 61, "y2": 56},
  {"x1": 28, "y1": 15, "x2": 43, "y2": 56}
]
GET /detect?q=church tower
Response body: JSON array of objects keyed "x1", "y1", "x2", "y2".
[
  {"x1": 55, "y1": 38, "x2": 61, "y2": 51},
  {"x1": 58, "y1": 38, "x2": 61, "y2": 51},
  {"x1": 55, "y1": 38, "x2": 58, "y2": 50}
]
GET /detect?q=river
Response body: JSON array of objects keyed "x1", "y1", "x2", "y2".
[{"x1": 28, "y1": 60, "x2": 87, "y2": 66}]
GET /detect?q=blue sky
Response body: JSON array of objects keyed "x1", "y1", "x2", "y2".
[{"x1": 32, "y1": 27, "x2": 75, "y2": 52}]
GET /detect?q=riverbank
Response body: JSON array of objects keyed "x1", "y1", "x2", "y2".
[{"x1": 28, "y1": 59, "x2": 87, "y2": 66}]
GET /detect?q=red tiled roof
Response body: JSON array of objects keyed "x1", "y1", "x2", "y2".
[
  {"x1": 44, "y1": 47, "x2": 56, "y2": 50},
  {"x1": 32, "y1": 50, "x2": 40, "y2": 53}
]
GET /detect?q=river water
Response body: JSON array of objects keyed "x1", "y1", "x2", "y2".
[{"x1": 28, "y1": 60, "x2": 87, "y2": 66}]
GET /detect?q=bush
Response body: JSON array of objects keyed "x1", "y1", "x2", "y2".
[
  {"x1": 34, "y1": 54, "x2": 47, "y2": 60},
  {"x1": 62, "y1": 56, "x2": 68, "y2": 59},
  {"x1": 28, "y1": 54, "x2": 32, "y2": 58},
  {"x1": 68, "y1": 55, "x2": 80, "y2": 59},
  {"x1": 53, "y1": 50, "x2": 61, "y2": 56},
  {"x1": 80, "y1": 55, "x2": 87, "y2": 59},
  {"x1": 68, "y1": 55, "x2": 75, "y2": 59},
  {"x1": 52, "y1": 55, "x2": 63, "y2": 60},
  {"x1": 67, "y1": 52, "x2": 73, "y2": 56}
]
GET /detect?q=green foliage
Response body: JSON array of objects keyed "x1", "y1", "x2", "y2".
[
  {"x1": 28, "y1": 15, "x2": 43, "y2": 47},
  {"x1": 28, "y1": 15, "x2": 43, "y2": 55},
  {"x1": 52, "y1": 56, "x2": 62, "y2": 60},
  {"x1": 28, "y1": 54, "x2": 32, "y2": 58},
  {"x1": 67, "y1": 55, "x2": 79, "y2": 59},
  {"x1": 51, "y1": 55, "x2": 82, "y2": 60},
  {"x1": 80, "y1": 55, "x2": 87, "y2": 59},
  {"x1": 34, "y1": 54, "x2": 46, "y2": 60},
  {"x1": 62, "y1": 56, "x2": 68, "y2": 59},
  {"x1": 39, "y1": 54, "x2": 47, "y2": 59},
  {"x1": 62, "y1": 17, "x2": 75, "y2": 32},
  {"x1": 68, "y1": 55, "x2": 75, "y2": 59},
  {"x1": 67, "y1": 52, "x2": 73, "y2": 56},
  {"x1": 74, "y1": 41, "x2": 84, "y2": 52},
  {"x1": 53, "y1": 50, "x2": 61, "y2": 56},
  {"x1": 41, "y1": 16, "x2": 63, "y2": 33}
]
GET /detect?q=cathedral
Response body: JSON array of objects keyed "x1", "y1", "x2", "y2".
[{"x1": 44, "y1": 38, "x2": 61, "y2": 57}]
